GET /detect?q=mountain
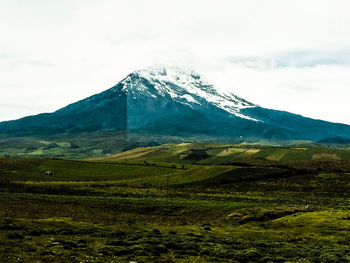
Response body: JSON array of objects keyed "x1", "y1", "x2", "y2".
[{"x1": 0, "y1": 66, "x2": 349, "y2": 144}]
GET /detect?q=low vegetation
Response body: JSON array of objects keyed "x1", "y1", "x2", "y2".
[{"x1": 1, "y1": 142, "x2": 350, "y2": 262}]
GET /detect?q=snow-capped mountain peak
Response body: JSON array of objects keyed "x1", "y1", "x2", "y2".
[
  {"x1": 118, "y1": 66, "x2": 256, "y2": 120},
  {"x1": 1, "y1": 66, "x2": 350, "y2": 143}
]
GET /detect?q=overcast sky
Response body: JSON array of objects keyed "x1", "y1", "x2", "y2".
[{"x1": 1, "y1": 0, "x2": 350, "y2": 124}]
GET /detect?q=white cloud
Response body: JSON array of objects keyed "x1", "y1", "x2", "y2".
[
  {"x1": 0, "y1": 0, "x2": 349, "y2": 124},
  {"x1": 202, "y1": 63, "x2": 350, "y2": 124}
]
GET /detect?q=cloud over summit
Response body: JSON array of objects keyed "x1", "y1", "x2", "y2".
[{"x1": 0, "y1": 0, "x2": 349, "y2": 124}]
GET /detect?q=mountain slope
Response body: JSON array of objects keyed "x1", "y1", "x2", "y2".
[{"x1": 0, "y1": 67, "x2": 349, "y2": 143}]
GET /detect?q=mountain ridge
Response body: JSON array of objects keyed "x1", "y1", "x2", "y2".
[{"x1": 0, "y1": 66, "x2": 349, "y2": 144}]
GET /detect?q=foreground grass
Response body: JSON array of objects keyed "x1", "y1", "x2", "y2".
[
  {"x1": 1, "y1": 153, "x2": 350, "y2": 262},
  {"x1": 1, "y1": 203, "x2": 350, "y2": 262}
]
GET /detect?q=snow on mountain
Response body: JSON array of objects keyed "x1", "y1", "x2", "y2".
[
  {"x1": 117, "y1": 66, "x2": 257, "y2": 120},
  {"x1": 1, "y1": 66, "x2": 350, "y2": 143}
]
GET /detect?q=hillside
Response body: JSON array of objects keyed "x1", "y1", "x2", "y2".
[
  {"x1": 0, "y1": 67, "x2": 349, "y2": 145},
  {"x1": 1, "y1": 146, "x2": 350, "y2": 262},
  {"x1": 93, "y1": 142, "x2": 350, "y2": 169}
]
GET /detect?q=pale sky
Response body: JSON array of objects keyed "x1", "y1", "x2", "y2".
[{"x1": 1, "y1": 0, "x2": 350, "y2": 124}]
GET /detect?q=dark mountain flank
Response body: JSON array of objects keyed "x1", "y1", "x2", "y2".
[{"x1": 0, "y1": 67, "x2": 349, "y2": 143}]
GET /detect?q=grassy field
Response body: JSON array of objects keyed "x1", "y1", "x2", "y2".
[
  {"x1": 94, "y1": 142, "x2": 350, "y2": 164},
  {"x1": 1, "y1": 143, "x2": 350, "y2": 262}
]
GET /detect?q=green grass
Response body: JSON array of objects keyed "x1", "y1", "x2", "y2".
[
  {"x1": 0, "y1": 158, "x2": 178, "y2": 182},
  {"x1": 0, "y1": 192, "x2": 257, "y2": 210},
  {"x1": 1, "y1": 143, "x2": 350, "y2": 262},
  {"x1": 99, "y1": 143, "x2": 350, "y2": 167}
]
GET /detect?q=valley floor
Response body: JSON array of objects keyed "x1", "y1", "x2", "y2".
[{"x1": 0, "y1": 145, "x2": 350, "y2": 262}]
